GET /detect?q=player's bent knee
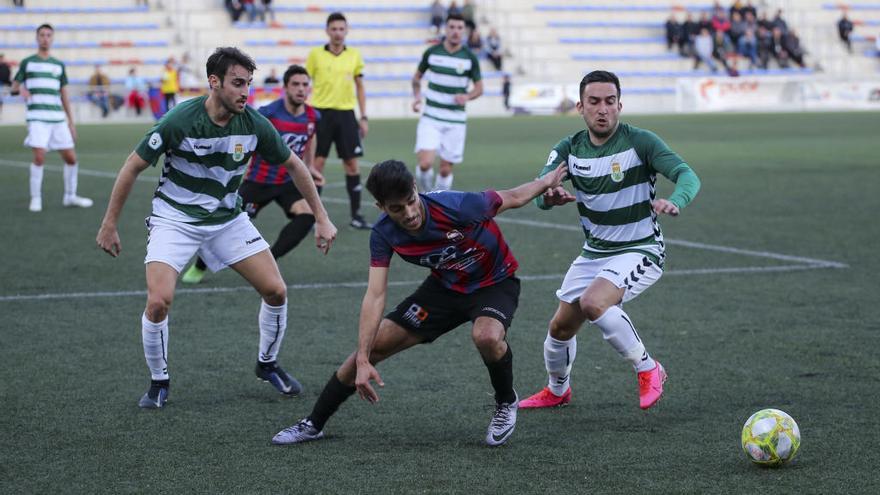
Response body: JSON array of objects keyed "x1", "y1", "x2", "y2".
[
  {"x1": 471, "y1": 326, "x2": 504, "y2": 351},
  {"x1": 145, "y1": 297, "x2": 171, "y2": 322},
  {"x1": 549, "y1": 317, "x2": 579, "y2": 340},
  {"x1": 262, "y1": 285, "x2": 287, "y2": 306},
  {"x1": 579, "y1": 297, "x2": 609, "y2": 322}
]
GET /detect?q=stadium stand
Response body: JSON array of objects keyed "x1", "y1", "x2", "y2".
[{"x1": 1, "y1": 0, "x2": 877, "y2": 122}]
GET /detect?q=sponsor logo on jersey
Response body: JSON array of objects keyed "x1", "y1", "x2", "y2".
[
  {"x1": 245, "y1": 236, "x2": 262, "y2": 245},
  {"x1": 611, "y1": 162, "x2": 624, "y2": 182},
  {"x1": 446, "y1": 230, "x2": 464, "y2": 242},
  {"x1": 233, "y1": 143, "x2": 245, "y2": 162},
  {"x1": 148, "y1": 132, "x2": 163, "y2": 150}
]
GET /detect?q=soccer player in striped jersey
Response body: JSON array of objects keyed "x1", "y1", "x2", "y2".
[
  {"x1": 272, "y1": 159, "x2": 568, "y2": 447},
  {"x1": 96, "y1": 48, "x2": 337, "y2": 409},
  {"x1": 411, "y1": 13, "x2": 483, "y2": 193},
  {"x1": 11, "y1": 24, "x2": 92, "y2": 213},
  {"x1": 180, "y1": 64, "x2": 324, "y2": 284},
  {"x1": 519, "y1": 70, "x2": 701, "y2": 411}
]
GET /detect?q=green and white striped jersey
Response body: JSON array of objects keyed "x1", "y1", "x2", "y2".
[
  {"x1": 135, "y1": 96, "x2": 292, "y2": 225},
  {"x1": 13, "y1": 54, "x2": 68, "y2": 123},
  {"x1": 417, "y1": 43, "x2": 481, "y2": 124},
  {"x1": 537, "y1": 123, "x2": 699, "y2": 265}
]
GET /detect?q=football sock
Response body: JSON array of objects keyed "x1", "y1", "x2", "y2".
[
  {"x1": 345, "y1": 174, "x2": 362, "y2": 218},
  {"x1": 29, "y1": 163, "x2": 43, "y2": 199},
  {"x1": 415, "y1": 166, "x2": 434, "y2": 193},
  {"x1": 62, "y1": 163, "x2": 78, "y2": 199},
  {"x1": 308, "y1": 371, "x2": 356, "y2": 431},
  {"x1": 434, "y1": 173, "x2": 453, "y2": 191},
  {"x1": 194, "y1": 257, "x2": 207, "y2": 271},
  {"x1": 141, "y1": 312, "x2": 169, "y2": 380},
  {"x1": 591, "y1": 306, "x2": 656, "y2": 372},
  {"x1": 544, "y1": 333, "x2": 577, "y2": 396},
  {"x1": 271, "y1": 213, "x2": 315, "y2": 259},
  {"x1": 258, "y1": 300, "x2": 287, "y2": 363},
  {"x1": 484, "y1": 344, "x2": 516, "y2": 404}
]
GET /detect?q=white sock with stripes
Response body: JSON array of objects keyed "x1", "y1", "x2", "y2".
[
  {"x1": 141, "y1": 313, "x2": 169, "y2": 380},
  {"x1": 544, "y1": 333, "x2": 577, "y2": 396},
  {"x1": 30, "y1": 164, "x2": 43, "y2": 199},
  {"x1": 591, "y1": 305, "x2": 656, "y2": 372},
  {"x1": 258, "y1": 300, "x2": 287, "y2": 363},
  {"x1": 434, "y1": 173, "x2": 453, "y2": 191},
  {"x1": 415, "y1": 167, "x2": 434, "y2": 193},
  {"x1": 63, "y1": 162, "x2": 78, "y2": 199}
]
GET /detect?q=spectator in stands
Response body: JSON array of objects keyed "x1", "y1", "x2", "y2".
[
  {"x1": 264, "y1": 68, "x2": 280, "y2": 88},
  {"x1": 0, "y1": 54, "x2": 10, "y2": 116},
  {"x1": 448, "y1": 1, "x2": 462, "y2": 17},
  {"x1": 756, "y1": 25, "x2": 773, "y2": 69},
  {"x1": 136, "y1": 0, "x2": 149, "y2": 7},
  {"x1": 242, "y1": 0, "x2": 258, "y2": 23},
  {"x1": 781, "y1": 29, "x2": 806, "y2": 68},
  {"x1": 742, "y1": 1, "x2": 757, "y2": 20},
  {"x1": 160, "y1": 57, "x2": 179, "y2": 110},
  {"x1": 502, "y1": 74, "x2": 510, "y2": 110},
  {"x1": 770, "y1": 27, "x2": 790, "y2": 68},
  {"x1": 697, "y1": 11, "x2": 712, "y2": 35},
  {"x1": 729, "y1": 11, "x2": 746, "y2": 47},
  {"x1": 124, "y1": 67, "x2": 147, "y2": 116},
  {"x1": 13, "y1": 0, "x2": 24, "y2": 7},
  {"x1": 177, "y1": 52, "x2": 199, "y2": 88},
  {"x1": 486, "y1": 27, "x2": 503, "y2": 71},
  {"x1": 260, "y1": 0, "x2": 275, "y2": 24},
  {"x1": 729, "y1": 0, "x2": 745, "y2": 19},
  {"x1": 771, "y1": 9, "x2": 788, "y2": 34},
  {"x1": 694, "y1": 28, "x2": 718, "y2": 72},
  {"x1": 738, "y1": 28, "x2": 759, "y2": 69},
  {"x1": 680, "y1": 12, "x2": 698, "y2": 57},
  {"x1": 838, "y1": 12, "x2": 854, "y2": 54},
  {"x1": 665, "y1": 14, "x2": 681, "y2": 53},
  {"x1": 225, "y1": 0, "x2": 244, "y2": 23},
  {"x1": 757, "y1": 11, "x2": 773, "y2": 32},
  {"x1": 467, "y1": 25, "x2": 483, "y2": 56},
  {"x1": 711, "y1": 8, "x2": 731, "y2": 36},
  {"x1": 430, "y1": 0, "x2": 445, "y2": 35},
  {"x1": 462, "y1": 0, "x2": 477, "y2": 32},
  {"x1": 713, "y1": 30, "x2": 737, "y2": 75},
  {"x1": 88, "y1": 65, "x2": 111, "y2": 118}
]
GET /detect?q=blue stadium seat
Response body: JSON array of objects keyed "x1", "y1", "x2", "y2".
[
  {"x1": 245, "y1": 39, "x2": 427, "y2": 47},
  {"x1": 560, "y1": 37, "x2": 666, "y2": 44},
  {"x1": 548, "y1": 21, "x2": 664, "y2": 28},
  {"x1": 572, "y1": 53, "x2": 681, "y2": 61},
  {"x1": 0, "y1": 41, "x2": 168, "y2": 49},
  {"x1": 535, "y1": 4, "x2": 712, "y2": 12},
  {"x1": 0, "y1": 23, "x2": 160, "y2": 31},
  {"x1": 0, "y1": 6, "x2": 148, "y2": 13},
  {"x1": 822, "y1": 3, "x2": 880, "y2": 10},
  {"x1": 235, "y1": 21, "x2": 430, "y2": 29}
]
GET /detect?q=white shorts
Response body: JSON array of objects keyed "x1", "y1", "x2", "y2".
[
  {"x1": 144, "y1": 212, "x2": 270, "y2": 273},
  {"x1": 24, "y1": 121, "x2": 74, "y2": 150},
  {"x1": 556, "y1": 252, "x2": 663, "y2": 304},
  {"x1": 414, "y1": 116, "x2": 467, "y2": 164}
]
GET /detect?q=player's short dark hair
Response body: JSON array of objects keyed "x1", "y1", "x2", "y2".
[
  {"x1": 579, "y1": 70, "x2": 621, "y2": 100},
  {"x1": 327, "y1": 12, "x2": 347, "y2": 26},
  {"x1": 206, "y1": 47, "x2": 257, "y2": 83},
  {"x1": 36, "y1": 23, "x2": 53, "y2": 34},
  {"x1": 446, "y1": 13, "x2": 466, "y2": 24},
  {"x1": 367, "y1": 160, "x2": 416, "y2": 205},
  {"x1": 282, "y1": 64, "x2": 309, "y2": 86}
]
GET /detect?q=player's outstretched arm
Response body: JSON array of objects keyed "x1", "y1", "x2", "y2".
[
  {"x1": 355, "y1": 267, "x2": 388, "y2": 404},
  {"x1": 96, "y1": 151, "x2": 151, "y2": 257},
  {"x1": 495, "y1": 162, "x2": 571, "y2": 214},
  {"x1": 282, "y1": 153, "x2": 337, "y2": 254}
]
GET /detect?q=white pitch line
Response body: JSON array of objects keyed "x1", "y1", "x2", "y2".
[{"x1": 0, "y1": 264, "x2": 841, "y2": 302}]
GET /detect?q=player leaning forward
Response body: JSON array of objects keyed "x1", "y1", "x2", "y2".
[
  {"x1": 519, "y1": 70, "x2": 701, "y2": 411},
  {"x1": 96, "y1": 48, "x2": 337, "y2": 408},
  {"x1": 272, "y1": 159, "x2": 569, "y2": 447}
]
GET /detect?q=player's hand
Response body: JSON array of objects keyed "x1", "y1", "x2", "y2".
[
  {"x1": 314, "y1": 219, "x2": 337, "y2": 255},
  {"x1": 355, "y1": 361, "x2": 384, "y2": 404},
  {"x1": 18, "y1": 86, "x2": 30, "y2": 100},
  {"x1": 359, "y1": 118, "x2": 369, "y2": 139},
  {"x1": 543, "y1": 162, "x2": 569, "y2": 189},
  {"x1": 309, "y1": 166, "x2": 325, "y2": 186},
  {"x1": 541, "y1": 186, "x2": 576, "y2": 206},
  {"x1": 412, "y1": 99, "x2": 422, "y2": 113},
  {"x1": 652, "y1": 198, "x2": 679, "y2": 216},
  {"x1": 96, "y1": 224, "x2": 122, "y2": 257},
  {"x1": 454, "y1": 94, "x2": 469, "y2": 105},
  {"x1": 68, "y1": 122, "x2": 77, "y2": 142}
]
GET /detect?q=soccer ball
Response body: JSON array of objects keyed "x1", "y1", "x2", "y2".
[{"x1": 741, "y1": 408, "x2": 801, "y2": 466}]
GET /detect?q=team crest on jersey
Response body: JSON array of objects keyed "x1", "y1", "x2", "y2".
[
  {"x1": 307, "y1": 122, "x2": 315, "y2": 135},
  {"x1": 446, "y1": 230, "x2": 463, "y2": 242},
  {"x1": 232, "y1": 143, "x2": 245, "y2": 162},
  {"x1": 610, "y1": 162, "x2": 624, "y2": 183},
  {"x1": 455, "y1": 60, "x2": 466, "y2": 74}
]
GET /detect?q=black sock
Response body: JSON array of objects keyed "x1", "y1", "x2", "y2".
[
  {"x1": 345, "y1": 174, "x2": 362, "y2": 218},
  {"x1": 485, "y1": 344, "x2": 515, "y2": 404},
  {"x1": 195, "y1": 257, "x2": 207, "y2": 271},
  {"x1": 308, "y1": 371, "x2": 356, "y2": 431},
  {"x1": 270, "y1": 214, "x2": 315, "y2": 259}
]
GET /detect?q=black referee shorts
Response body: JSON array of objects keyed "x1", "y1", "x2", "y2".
[
  {"x1": 385, "y1": 276, "x2": 521, "y2": 343},
  {"x1": 315, "y1": 108, "x2": 363, "y2": 160}
]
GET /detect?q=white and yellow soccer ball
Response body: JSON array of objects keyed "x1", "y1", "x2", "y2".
[{"x1": 741, "y1": 408, "x2": 801, "y2": 466}]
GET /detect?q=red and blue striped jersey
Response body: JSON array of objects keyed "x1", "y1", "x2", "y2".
[
  {"x1": 369, "y1": 190, "x2": 519, "y2": 294},
  {"x1": 244, "y1": 99, "x2": 320, "y2": 184}
]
